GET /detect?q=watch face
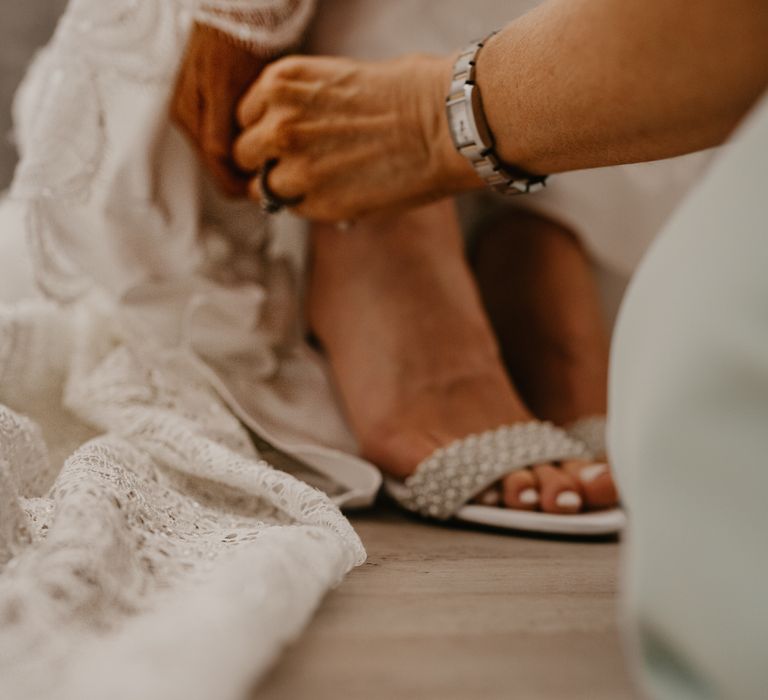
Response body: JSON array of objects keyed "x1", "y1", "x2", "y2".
[{"x1": 447, "y1": 101, "x2": 474, "y2": 149}]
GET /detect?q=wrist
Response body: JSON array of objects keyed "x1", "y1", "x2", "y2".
[
  {"x1": 472, "y1": 31, "x2": 544, "y2": 178},
  {"x1": 445, "y1": 34, "x2": 548, "y2": 195},
  {"x1": 421, "y1": 54, "x2": 486, "y2": 195}
]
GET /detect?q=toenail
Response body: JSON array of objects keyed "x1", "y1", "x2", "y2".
[
  {"x1": 555, "y1": 491, "x2": 582, "y2": 509},
  {"x1": 519, "y1": 488, "x2": 539, "y2": 505},
  {"x1": 579, "y1": 463, "x2": 609, "y2": 484},
  {"x1": 479, "y1": 490, "x2": 500, "y2": 506}
]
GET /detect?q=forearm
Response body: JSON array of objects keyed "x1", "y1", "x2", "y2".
[
  {"x1": 231, "y1": 0, "x2": 768, "y2": 220},
  {"x1": 478, "y1": 0, "x2": 768, "y2": 174}
]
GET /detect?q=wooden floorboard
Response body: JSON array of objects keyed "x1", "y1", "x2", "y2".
[{"x1": 255, "y1": 505, "x2": 638, "y2": 700}]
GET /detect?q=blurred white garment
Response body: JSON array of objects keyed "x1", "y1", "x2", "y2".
[
  {"x1": 610, "y1": 90, "x2": 768, "y2": 700},
  {"x1": 10, "y1": 0, "x2": 376, "y2": 496},
  {"x1": 0, "y1": 201, "x2": 37, "y2": 302}
]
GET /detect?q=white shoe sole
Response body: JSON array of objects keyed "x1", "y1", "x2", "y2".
[{"x1": 385, "y1": 478, "x2": 625, "y2": 536}]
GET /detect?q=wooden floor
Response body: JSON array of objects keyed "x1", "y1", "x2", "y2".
[{"x1": 256, "y1": 505, "x2": 638, "y2": 700}]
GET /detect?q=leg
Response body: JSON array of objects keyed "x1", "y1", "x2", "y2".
[
  {"x1": 308, "y1": 198, "x2": 594, "y2": 514},
  {"x1": 472, "y1": 208, "x2": 618, "y2": 508}
]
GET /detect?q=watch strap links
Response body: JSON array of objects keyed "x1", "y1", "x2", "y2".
[{"x1": 446, "y1": 32, "x2": 548, "y2": 195}]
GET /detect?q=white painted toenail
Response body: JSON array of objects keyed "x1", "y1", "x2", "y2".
[
  {"x1": 519, "y1": 488, "x2": 539, "y2": 505},
  {"x1": 556, "y1": 491, "x2": 582, "y2": 509},
  {"x1": 479, "y1": 490, "x2": 500, "y2": 506},
  {"x1": 579, "y1": 463, "x2": 609, "y2": 484}
]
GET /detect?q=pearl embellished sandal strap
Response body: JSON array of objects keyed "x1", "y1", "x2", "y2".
[
  {"x1": 565, "y1": 415, "x2": 607, "y2": 457},
  {"x1": 394, "y1": 422, "x2": 592, "y2": 520}
]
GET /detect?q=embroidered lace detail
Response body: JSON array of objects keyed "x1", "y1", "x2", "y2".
[
  {"x1": 0, "y1": 301, "x2": 364, "y2": 699},
  {"x1": 0, "y1": 2, "x2": 367, "y2": 698},
  {"x1": 24, "y1": 202, "x2": 95, "y2": 302},
  {"x1": 192, "y1": 0, "x2": 317, "y2": 53},
  {"x1": 11, "y1": 61, "x2": 105, "y2": 204},
  {"x1": 59, "y1": 0, "x2": 187, "y2": 82},
  {"x1": 10, "y1": 0, "x2": 313, "y2": 299}
]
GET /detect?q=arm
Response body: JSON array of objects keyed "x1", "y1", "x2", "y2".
[
  {"x1": 478, "y1": 0, "x2": 768, "y2": 174},
  {"x1": 234, "y1": 0, "x2": 768, "y2": 220}
]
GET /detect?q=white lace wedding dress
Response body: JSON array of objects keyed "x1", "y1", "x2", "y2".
[{"x1": 0, "y1": 2, "x2": 379, "y2": 699}]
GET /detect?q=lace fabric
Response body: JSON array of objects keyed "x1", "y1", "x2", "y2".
[
  {"x1": 193, "y1": 0, "x2": 317, "y2": 53},
  {"x1": 0, "y1": 299, "x2": 366, "y2": 700},
  {"x1": 0, "y1": 2, "x2": 372, "y2": 698}
]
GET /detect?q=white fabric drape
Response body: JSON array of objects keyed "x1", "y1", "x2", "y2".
[{"x1": 0, "y1": 2, "x2": 377, "y2": 698}]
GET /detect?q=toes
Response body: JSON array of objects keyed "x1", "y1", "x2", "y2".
[
  {"x1": 561, "y1": 460, "x2": 619, "y2": 509},
  {"x1": 531, "y1": 463, "x2": 583, "y2": 514},
  {"x1": 472, "y1": 485, "x2": 501, "y2": 507},
  {"x1": 473, "y1": 462, "x2": 616, "y2": 514},
  {"x1": 501, "y1": 469, "x2": 540, "y2": 510}
]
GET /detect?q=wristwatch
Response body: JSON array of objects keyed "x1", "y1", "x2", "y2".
[{"x1": 446, "y1": 32, "x2": 547, "y2": 195}]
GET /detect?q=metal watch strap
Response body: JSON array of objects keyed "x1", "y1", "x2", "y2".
[{"x1": 446, "y1": 33, "x2": 547, "y2": 195}]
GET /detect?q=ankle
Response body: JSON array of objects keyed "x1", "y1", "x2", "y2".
[
  {"x1": 513, "y1": 345, "x2": 608, "y2": 425},
  {"x1": 357, "y1": 419, "x2": 439, "y2": 480},
  {"x1": 355, "y1": 366, "x2": 524, "y2": 478}
]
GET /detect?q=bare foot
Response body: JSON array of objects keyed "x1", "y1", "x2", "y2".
[
  {"x1": 308, "y1": 199, "x2": 594, "y2": 514},
  {"x1": 472, "y1": 207, "x2": 619, "y2": 510}
]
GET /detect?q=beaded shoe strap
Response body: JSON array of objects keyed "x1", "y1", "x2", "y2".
[
  {"x1": 565, "y1": 415, "x2": 607, "y2": 457},
  {"x1": 396, "y1": 422, "x2": 591, "y2": 520}
]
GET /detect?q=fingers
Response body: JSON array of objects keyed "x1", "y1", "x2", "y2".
[
  {"x1": 237, "y1": 56, "x2": 316, "y2": 128},
  {"x1": 245, "y1": 156, "x2": 312, "y2": 211},
  {"x1": 234, "y1": 88, "x2": 321, "y2": 171},
  {"x1": 230, "y1": 52, "x2": 454, "y2": 220},
  {"x1": 237, "y1": 78, "x2": 270, "y2": 130},
  {"x1": 234, "y1": 55, "x2": 353, "y2": 174},
  {"x1": 233, "y1": 115, "x2": 281, "y2": 172}
]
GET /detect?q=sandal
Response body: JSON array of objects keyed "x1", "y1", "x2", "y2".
[
  {"x1": 566, "y1": 414, "x2": 607, "y2": 457},
  {"x1": 383, "y1": 420, "x2": 625, "y2": 536}
]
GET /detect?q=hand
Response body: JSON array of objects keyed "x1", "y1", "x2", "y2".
[
  {"x1": 171, "y1": 23, "x2": 269, "y2": 197},
  {"x1": 233, "y1": 54, "x2": 482, "y2": 221}
]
